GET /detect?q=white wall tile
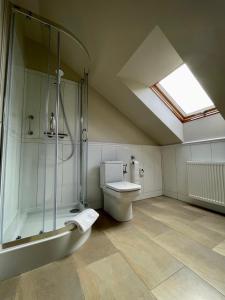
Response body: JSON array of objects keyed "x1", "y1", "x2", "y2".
[
  {"x1": 152, "y1": 147, "x2": 163, "y2": 191},
  {"x1": 3, "y1": 136, "x2": 21, "y2": 230},
  {"x1": 45, "y1": 143, "x2": 63, "y2": 208},
  {"x1": 62, "y1": 81, "x2": 78, "y2": 141},
  {"x1": 190, "y1": 143, "x2": 212, "y2": 161},
  {"x1": 61, "y1": 144, "x2": 78, "y2": 206},
  {"x1": 211, "y1": 141, "x2": 225, "y2": 161},
  {"x1": 161, "y1": 146, "x2": 177, "y2": 197},
  {"x1": 141, "y1": 146, "x2": 155, "y2": 194},
  {"x1": 87, "y1": 142, "x2": 163, "y2": 208},
  {"x1": 87, "y1": 143, "x2": 102, "y2": 208},
  {"x1": 20, "y1": 142, "x2": 39, "y2": 210},
  {"x1": 23, "y1": 71, "x2": 41, "y2": 138},
  {"x1": 162, "y1": 140, "x2": 225, "y2": 204},
  {"x1": 102, "y1": 144, "x2": 116, "y2": 161},
  {"x1": 116, "y1": 144, "x2": 132, "y2": 181},
  {"x1": 175, "y1": 145, "x2": 191, "y2": 197}
]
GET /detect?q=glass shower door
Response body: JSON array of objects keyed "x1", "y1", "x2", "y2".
[
  {"x1": 0, "y1": 7, "x2": 90, "y2": 246},
  {"x1": 0, "y1": 11, "x2": 57, "y2": 244}
]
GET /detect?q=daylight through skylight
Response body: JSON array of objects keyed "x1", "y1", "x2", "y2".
[{"x1": 158, "y1": 64, "x2": 215, "y2": 116}]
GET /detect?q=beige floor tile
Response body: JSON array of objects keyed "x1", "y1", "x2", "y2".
[
  {"x1": 78, "y1": 252, "x2": 156, "y2": 300},
  {"x1": 132, "y1": 208, "x2": 170, "y2": 239},
  {"x1": 181, "y1": 203, "x2": 211, "y2": 214},
  {"x1": 151, "y1": 200, "x2": 205, "y2": 219},
  {"x1": 93, "y1": 210, "x2": 118, "y2": 230},
  {"x1": 194, "y1": 214, "x2": 225, "y2": 235},
  {"x1": 174, "y1": 219, "x2": 224, "y2": 249},
  {"x1": 70, "y1": 231, "x2": 118, "y2": 268},
  {"x1": 1, "y1": 197, "x2": 224, "y2": 300},
  {"x1": 138, "y1": 205, "x2": 224, "y2": 248},
  {"x1": 152, "y1": 267, "x2": 225, "y2": 300},
  {"x1": 213, "y1": 240, "x2": 225, "y2": 256},
  {"x1": 0, "y1": 276, "x2": 22, "y2": 300},
  {"x1": 18, "y1": 261, "x2": 84, "y2": 300},
  {"x1": 135, "y1": 202, "x2": 199, "y2": 225},
  {"x1": 154, "y1": 230, "x2": 225, "y2": 296},
  {"x1": 105, "y1": 225, "x2": 183, "y2": 289},
  {"x1": 134, "y1": 197, "x2": 163, "y2": 206}
]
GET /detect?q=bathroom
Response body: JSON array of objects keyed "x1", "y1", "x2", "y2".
[{"x1": 0, "y1": 0, "x2": 225, "y2": 299}]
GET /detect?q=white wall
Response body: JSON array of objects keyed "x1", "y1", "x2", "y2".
[
  {"x1": 161, "y1": 139, "x2": 225, "y2": 203},
  {"x1": 87, "y1": 142, "x2": 162, "y2": 209},
  {"x1": 88, "y1": 87, "x2": 155, "y2": 145},
  {"x1": 184, "y1": 114, "x2": 225, "y2": 142}
]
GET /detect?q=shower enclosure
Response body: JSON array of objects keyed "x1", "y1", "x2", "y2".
[{"x1": 0, "y1": 7, "x2": 89, "y2": 247}]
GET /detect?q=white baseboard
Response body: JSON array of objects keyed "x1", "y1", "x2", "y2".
[
  {"x1": 134, "y1": 190, "x2": 162, "y2": 201},
  {"x1": 163, "y1": 190, "x2": 178, "y2": 200}
]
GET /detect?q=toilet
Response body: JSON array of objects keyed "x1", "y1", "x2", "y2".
[{"x1": 100, "y1": 161, "x2": 141, "y2": 221}]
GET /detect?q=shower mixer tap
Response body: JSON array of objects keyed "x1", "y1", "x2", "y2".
[
  {"x1": 44, "y1": 112, "x2": 68, "y2": 139},
  {"x1": 49, "y1": 112, "x2": 56, "y2": 135}
]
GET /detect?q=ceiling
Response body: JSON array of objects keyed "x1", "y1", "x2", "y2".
[{"x1": 12, "y1": 0, "x2": 225, "y2": 144}]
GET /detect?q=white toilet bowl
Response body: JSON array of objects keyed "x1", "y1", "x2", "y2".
[
  {"x1": 103, "y1": 181, "x2": 141, "y2": 221},
  {"x1": 100, "y1": 161, "x2": 141, "y2": 222}
]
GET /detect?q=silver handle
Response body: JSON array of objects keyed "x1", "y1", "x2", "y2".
[
  {"x1": 28, "y1": 115, "x2": 34, "y2": 135},
  {"x1": 82, "y1": 128, "x2": 88, "y2": 142},
  {"x1": 123, "y1": 163, "x2": 128, "y2": 174}
]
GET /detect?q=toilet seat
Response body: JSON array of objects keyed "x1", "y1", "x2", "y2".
[{"x1": 106, "y1": 181, "x2": 141, "y2": 192}]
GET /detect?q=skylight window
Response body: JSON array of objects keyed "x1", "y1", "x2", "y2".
[{"x1": 151, "y1": 64, "x2": 218, "y2": 122}]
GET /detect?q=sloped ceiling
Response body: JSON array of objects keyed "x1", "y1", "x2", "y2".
[{"x1": 12, "y1": 0, "x2": 225, "y2": 144}]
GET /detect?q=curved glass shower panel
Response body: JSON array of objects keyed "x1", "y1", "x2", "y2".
[
  {"x1": 0, "y1": 6, "x2": 89, "y2": 246},
  {"x1": 55, "y1": 32, "x2": 86, "y2": 230},
  {"x1": 0, "y1": 12, "x2": 53, "y2": 243}
]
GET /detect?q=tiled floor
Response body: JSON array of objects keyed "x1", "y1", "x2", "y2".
[{"x1": 1, "y1": 196, "x2": 225, "y2": 299}]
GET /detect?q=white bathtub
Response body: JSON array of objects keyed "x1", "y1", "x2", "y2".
[{"x1": 0, "y1": 227, "x2": 91, "y2": 280}]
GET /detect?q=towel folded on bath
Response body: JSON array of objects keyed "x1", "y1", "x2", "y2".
[{"x1": 65, "y1": 208, "x2": 99, "y2": 233}]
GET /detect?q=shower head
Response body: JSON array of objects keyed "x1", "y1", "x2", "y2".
[
  {"x1": 53, "y1": 69, "x2": 64, "y2": 85},
  {"x1": 56, "y1": 69, "x2": 64, "y2": 78}
]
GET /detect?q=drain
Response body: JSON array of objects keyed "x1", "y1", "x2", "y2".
[{"x1": 70, "y1": 208, "x2": 80, "y2": 213}]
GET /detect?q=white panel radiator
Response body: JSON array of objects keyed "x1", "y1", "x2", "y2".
[{"x1": 187, "y1": 161, "x2": 225, "y2": 206}]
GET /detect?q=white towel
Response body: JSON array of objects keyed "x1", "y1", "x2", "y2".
[{"x1": 65, "y1": 209, "x2": 99, "y2": 233}]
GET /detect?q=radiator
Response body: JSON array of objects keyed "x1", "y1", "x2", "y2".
[{"x1": 187, "y1": 161, "x2": 225, "y2": 206}]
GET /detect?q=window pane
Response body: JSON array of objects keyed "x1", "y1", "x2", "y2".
[{"x1": 159, "y1": 64, "x2": 214, "y2": 115}]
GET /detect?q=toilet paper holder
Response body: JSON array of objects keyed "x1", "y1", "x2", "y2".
[
  {"x1": 131, "y1": 156, "x2": 144, "y2": 177},
  {"x1": 139, "y1": 168, "x2": 144, "y2": 177}
]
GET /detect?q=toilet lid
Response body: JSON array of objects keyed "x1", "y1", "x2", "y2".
[{"x1": 106, "y1": 181, "x2": 141, "y2": 192}]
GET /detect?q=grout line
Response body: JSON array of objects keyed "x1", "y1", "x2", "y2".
[
  {"x1": 115, "y1": 249, "x2": 166, "y2": 294},
  {"x1": 149, "y1": 227, "x2": 225, "y2": 297},
  {"x1": 151, "y1": 266, "x2": 185, "y2": 291},
  {"x1": 103, "y1": 222, "x2": 184, "y2": 293}
]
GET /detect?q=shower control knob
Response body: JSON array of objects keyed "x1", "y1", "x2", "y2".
[{"x1": 28, "y1": 115, "x2": 34, "y2": 135}]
